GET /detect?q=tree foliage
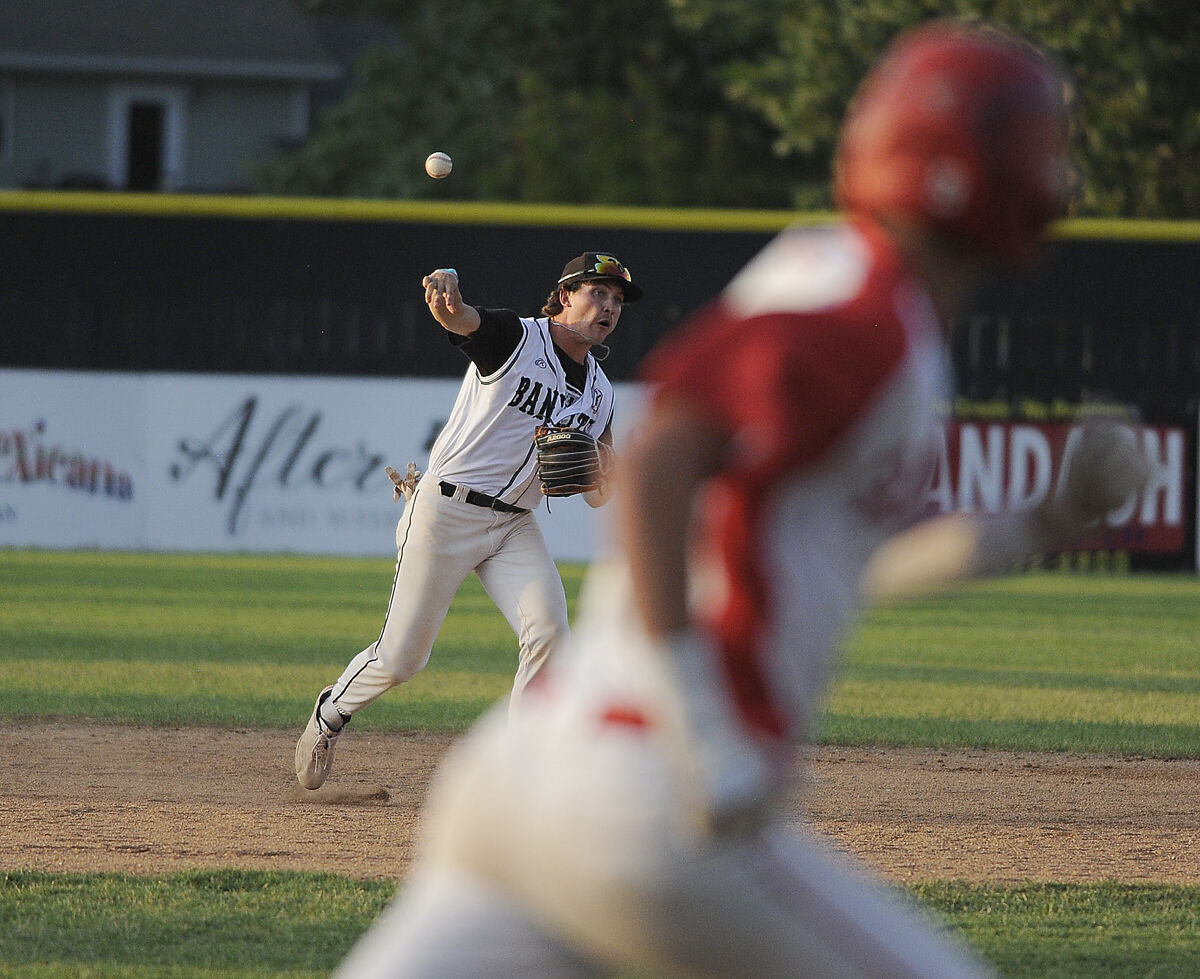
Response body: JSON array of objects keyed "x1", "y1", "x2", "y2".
[
  {"x1": 668, "y1": 0, "x2": 1200, "y2": 217},
  {"x1": 263, "y1": 0, "x2": 1200, "y2": 217},
  {"x1": 261, "y1": 0, "x2": 793, "y2": 206}
]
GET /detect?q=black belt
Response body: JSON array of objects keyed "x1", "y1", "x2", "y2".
[{"x1": 439, "y1": 480, "x2": 527, "y2": 514}]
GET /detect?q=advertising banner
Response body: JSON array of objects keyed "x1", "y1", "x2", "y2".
[
  {"x1": 0, "y1": 371, "x2": 145, "y2": 548},
  {"x1": 1, "y1": 369, "x2": 639, "y2": 562},
  {"x1": 143, "y1": 373, "x2": 439, "y2": 554},
  {"x1": 1, "y1": 370, "x2": 1191, "y2": 568},
  {"x1": 926, "y1": 420, "x2": 1188, "y2": 555}
]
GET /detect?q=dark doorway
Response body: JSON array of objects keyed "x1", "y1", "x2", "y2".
[{"x1": 127, "y1": 101, "x2": 165, "y2": 190}]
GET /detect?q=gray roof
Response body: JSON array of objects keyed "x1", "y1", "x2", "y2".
[{"x1": 0, "y1": 0, "x2": 342, "y2": 81}]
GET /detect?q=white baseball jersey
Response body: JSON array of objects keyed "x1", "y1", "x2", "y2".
[{"x1": 425, "y1": 311, "x2": 615, "y2": 511}]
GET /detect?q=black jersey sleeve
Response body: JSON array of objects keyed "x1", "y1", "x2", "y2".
[{"x1": 449, "y1": 307, "x2": 525, "y2": 376}]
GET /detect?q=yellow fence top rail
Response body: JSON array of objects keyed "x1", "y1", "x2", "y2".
[{"x1": 2, "y1": 189, "x2": 1198, "y2": 240}]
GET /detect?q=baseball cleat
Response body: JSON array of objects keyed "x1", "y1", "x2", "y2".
[{"x1": 295, "y1": 686, "x2": 345, "y2": 789}]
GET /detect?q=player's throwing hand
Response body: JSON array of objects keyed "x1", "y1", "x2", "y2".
[{"x1": 423, "y1": 268, "x2": 463, "y2": 320}]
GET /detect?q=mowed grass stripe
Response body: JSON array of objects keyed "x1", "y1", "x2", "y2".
[
  {"x1": 822, "y1": 715, "x2": 1200, "y2": 757},
  {"x1": 2, "y1": 550, "x2": 1198, "y2": 756},
  {"x1": 2, "y1": 871, "x2": 1197, "y2": 979},
  {"x1": 915, "y1": 881, "x2": 1200, "y2": 978},
  {"x1": 0, "y1": 869, "x2": 393, "y2": 978},
  {"x1": 832, "y1": 678, "x2": 1199, "y2": 726}
]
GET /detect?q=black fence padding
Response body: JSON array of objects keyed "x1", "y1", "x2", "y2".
[
  {"x1": 2, "y1": 207, "x2": 1196, "y2": 568},
  {"x1": 0, "y1": 209, "x2": 765, "y2": 381}
]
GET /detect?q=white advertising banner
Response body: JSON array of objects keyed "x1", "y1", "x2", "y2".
[
  {"x1": 143, "y1": 373, "x2": 438, "y2": 555},
  {"x1": 2, "y1": 369, "x2": 1193, "y2": 568},
  {"x1": 1, "y1": 369, "x2": 643, "y2": 562},
  {"x1": 0, "y1": 370, "x2": 146, "y2": 549}
]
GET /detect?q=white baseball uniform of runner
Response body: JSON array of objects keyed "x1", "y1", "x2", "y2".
[
  {"x1": 336, "y1": 223, "x2": 996, "y2": 978},
  {"x1": 326, "y1": 310, "x2": 614, "y2": 718}
]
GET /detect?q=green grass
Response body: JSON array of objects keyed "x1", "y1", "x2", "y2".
[
  {"x1": 0, "y1": 549, "x2": 540, "y2": 730},
  {"x1": 0, "y1": 870, "x2": 393, "y2": 978},
  {"x1": 827, "y1": 574, "x2": 1200, "y2": 757},
  {"x1": 2, "y1": 550, "x2": 1198, "y2": 756},
  {"x1": 1, "y1": 871, "x2": 1196, "y2": 979},
  {"x1": 3, "y1": 549, "x2": 1199, "y2": 977},
  {"x1": 916, "y1": 882, "x2": 1200, "y2": 978}
]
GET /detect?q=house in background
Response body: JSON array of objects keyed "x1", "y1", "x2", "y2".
[{"x1": 0, "y1": 0, "x2": 342, "y2": 192}]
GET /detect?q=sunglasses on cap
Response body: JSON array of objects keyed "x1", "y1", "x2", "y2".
[
  {"x1": 556, "y1": 252, "x2": 643, "y2": 301},
  {"x1": 559, "y1": 255, "x2": 633, "y2": 285}
]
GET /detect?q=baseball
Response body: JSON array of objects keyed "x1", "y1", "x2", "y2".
[{"x1": 425, "y1": 152, "x2": 453, "y2": 179}]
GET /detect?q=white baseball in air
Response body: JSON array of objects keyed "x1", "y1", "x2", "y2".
[{"x1": 425, "y1": 152, "x2": 453, "y2": 179}]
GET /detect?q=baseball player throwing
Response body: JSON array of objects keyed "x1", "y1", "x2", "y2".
[
  {"x1": 295, "y1": 252, "x2": 641, "y2": 790},
  {"x1": 335, "y1": 20, "x2": 1149, "y2": 978}
]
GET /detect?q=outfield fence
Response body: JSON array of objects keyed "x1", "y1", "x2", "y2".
[{"x1": 2, "y1": 193, "x2": 1197, "y2": 568}]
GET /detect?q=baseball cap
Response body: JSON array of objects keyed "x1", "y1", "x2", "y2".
[{"x1": 557, "y1": 252, "x2": 643, "y2": 302}]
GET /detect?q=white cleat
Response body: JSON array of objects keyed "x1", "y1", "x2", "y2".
[{"x1": 295, "y1": 686, "x2": 344, "y2": 789}]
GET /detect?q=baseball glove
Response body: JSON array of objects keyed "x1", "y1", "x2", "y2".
[{"x1": 534, "y1": 426, "x2": 608, "y2": 497}]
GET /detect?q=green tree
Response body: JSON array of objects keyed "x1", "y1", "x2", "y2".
[
  {"x1": 260, "y1": 0, "x2": 793, "y2": 206},
  {"x1": 258, "y1": 2, "x2": 536, "y2": 199},
  {"x1": 269, "y1": 1, "x2": 1200, "y2": 216},
  {"x1": 667, "y1": 0, "x2": 1200, "y2": 217}
]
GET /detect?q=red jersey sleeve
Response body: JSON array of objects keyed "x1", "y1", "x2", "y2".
[{"x1": 641, "y1": 299, "x2": 911, "y2": 485}]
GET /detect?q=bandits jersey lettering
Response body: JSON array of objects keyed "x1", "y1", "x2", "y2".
[{"x1": 425, "y1": 309, "x2": 615, "y2": 510}]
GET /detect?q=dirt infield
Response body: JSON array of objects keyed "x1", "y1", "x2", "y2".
[{"x1": 5, "y1": 722, "x2": 1197, "y2": 884}]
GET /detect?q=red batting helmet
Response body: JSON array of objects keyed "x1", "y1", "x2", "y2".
[{"x1": 834, "y1": 20, "x2": 1073, "y2": 264}]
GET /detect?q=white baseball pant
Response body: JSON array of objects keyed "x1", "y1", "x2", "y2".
[
  {"x1": 326, "y1": 482, "x2": 569, "y2": 717},
  {"x1": 334, "y1": 700, "x2": 997, "y2": 979}
]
